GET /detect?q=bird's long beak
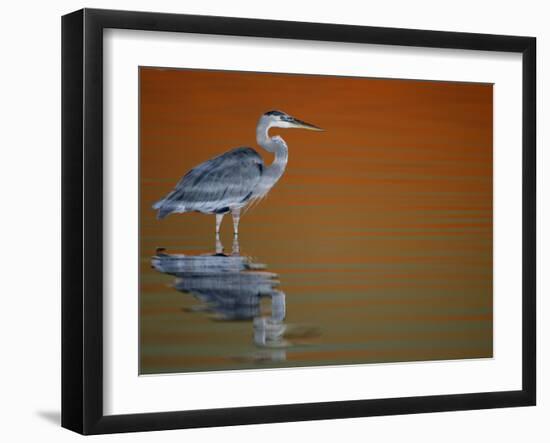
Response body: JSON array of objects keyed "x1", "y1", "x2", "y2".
[{"x1": 292, "y1": 118, "x2": 324, "y2": 131}]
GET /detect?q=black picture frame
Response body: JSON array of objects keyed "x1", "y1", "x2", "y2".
[{"x1": 62, "y1": 8, "x2": 536, "y2": 435}]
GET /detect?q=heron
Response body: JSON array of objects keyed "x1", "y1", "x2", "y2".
[{"x1": 152, "y1": 110, "x2": 323, "y2": 234}]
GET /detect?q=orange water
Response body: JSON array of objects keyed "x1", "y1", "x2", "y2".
[{"x1": 139, "y1": 67, "x2": 493, "y2": 374}]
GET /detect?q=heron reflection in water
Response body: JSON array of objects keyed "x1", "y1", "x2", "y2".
[
  {"x1": 151, "y1": 236, "x2": 319, "y2": 354},
  {"x1": 153, "y1": 110, "x2": 323, "y2": 235}
]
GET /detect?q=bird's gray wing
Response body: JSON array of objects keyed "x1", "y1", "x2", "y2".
[{"x1": 153, "y1": 147, "x2": 264, "y2": 219}]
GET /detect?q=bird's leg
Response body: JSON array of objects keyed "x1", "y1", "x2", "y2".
[
  {"x1": 215, "y1": 213, "x2": 224, "y2": 234},
  {"x1": 215, "y1": 233, "x2": 223, "y2": 254},
  {"x1": 231, "y1": 208, "x2": 241, "y2": 235},
  {"x1": 231, "y1": 235, "x2": 240, "y2": 256}
]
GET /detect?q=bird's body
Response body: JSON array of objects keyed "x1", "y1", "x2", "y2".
[
  {"x1": 153, "y1": 146, "x2": 265, "y2": 218},
  {"x1": 153, "y1": 110, "x2": 322, "y2": 234}
]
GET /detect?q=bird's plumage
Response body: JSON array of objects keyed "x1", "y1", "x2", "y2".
[
  {"x1": 152, "y1": 110, "x2": 322, "y2": 230},
  {"x1": 153, "y1": 147, "x2": 264, "y2": 219}
]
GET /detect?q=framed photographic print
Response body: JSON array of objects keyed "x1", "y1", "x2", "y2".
[{"x1": 61, "y1": 8, "x2": 536, "y2": 435}]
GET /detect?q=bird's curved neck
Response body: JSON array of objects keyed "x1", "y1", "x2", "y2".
[
  {"x1": 257, "y1": 121, "x2": 285, "y2": 153},
  {"x1": 256, "y1": 120, "x2": 288, "y2": 196}
]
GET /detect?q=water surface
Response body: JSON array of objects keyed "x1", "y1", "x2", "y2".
[{"x1": 139, "y1": 68, "x2": 493, "y2": 374}]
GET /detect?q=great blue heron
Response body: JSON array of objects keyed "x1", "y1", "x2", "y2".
[{"x1": 152, "y1": 110, "x2": 323, "y2": 234}]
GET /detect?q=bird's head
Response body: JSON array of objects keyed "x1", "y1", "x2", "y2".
[{"x1": 261, "y1": 110, "x2": 324, "y2": 131}]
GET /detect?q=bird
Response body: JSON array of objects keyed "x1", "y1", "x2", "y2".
[{"x1": 152, "y1": 110, "x2": 323, "y2": 235}]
